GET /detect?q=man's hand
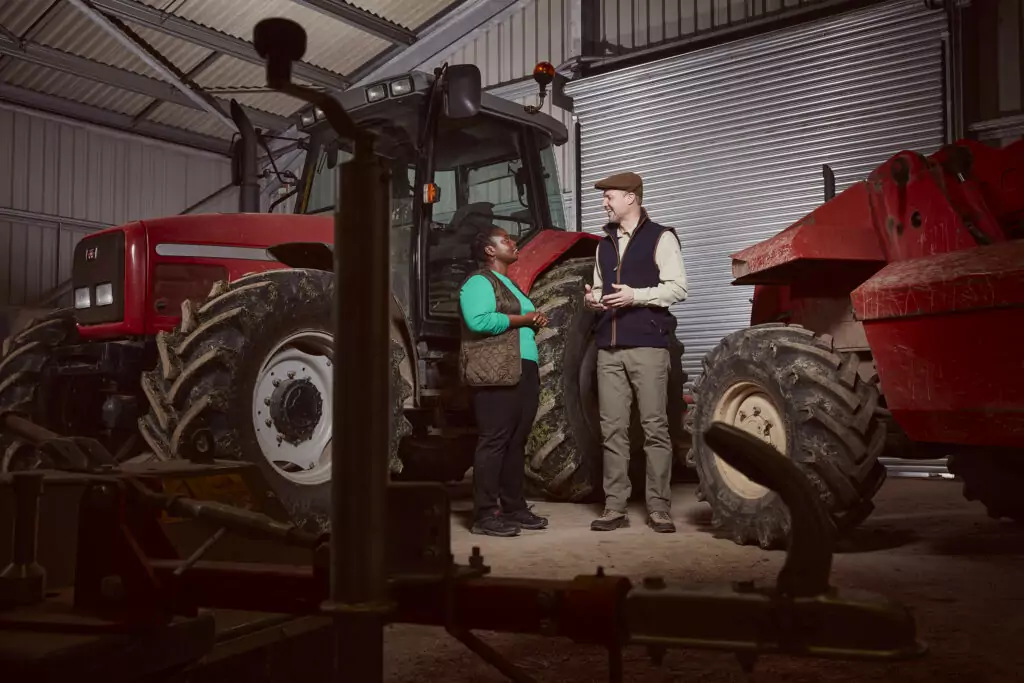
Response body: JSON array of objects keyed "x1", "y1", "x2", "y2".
[
  {"x1": 584, "y1": 284, "x2": 606, "y2": 311},
  {"x1": 601, "y1": 283, "x2": 635, "y2": 308}
]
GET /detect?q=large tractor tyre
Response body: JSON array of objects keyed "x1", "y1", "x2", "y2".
[
  {"x1": 947, "y1": 453, "x2": 1024, "y2": 521},
  {"x1": 688, "y1": 323, "x2": 887, "y2": 549},
  {"x1": 0, "y1": 308, "x2": 81, "y2": 471},
  {"x1": 522, "y1": 257, "x2": 686, "y2": 502},
  {"x1": 138, "y1": 269, "x2": 412, "y2": 533}
]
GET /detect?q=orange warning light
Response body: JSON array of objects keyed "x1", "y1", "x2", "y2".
[
  {"x1": 423, "y1": 183, "x2": 440, "y2": 204},
  {"x1": 533, "y1": 61, "x2": 555, "y2": 87}
]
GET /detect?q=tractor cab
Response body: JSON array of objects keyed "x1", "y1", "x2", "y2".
[{"x1": 288, "y1": 64, "x2": 569, "y2": 340}]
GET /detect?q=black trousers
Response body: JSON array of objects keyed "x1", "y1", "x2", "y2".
[{"x1": 470, "y1": 359, "x2": 540, "y2": 520}]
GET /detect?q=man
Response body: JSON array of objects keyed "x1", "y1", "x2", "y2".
[{"x1": 584, "y1": 172, "x2": 688, "y2": 533}]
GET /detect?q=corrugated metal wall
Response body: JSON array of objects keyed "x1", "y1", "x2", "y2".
[
  {"x1": 0, "y1": 103, "x2": 236, "y2": 308},
  {"x1": 585, "y1": 0, "x2": 848, "y2": 55},
  {"x1": 966, "y1": 0, "x2": 1024, "y2": 147},
  {"x1": 566, "y1": 0, "x2": 947, "y2": 387}
]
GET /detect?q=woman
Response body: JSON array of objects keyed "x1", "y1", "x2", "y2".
[{"x1": 458, "y1": 225, "x2": 550, "y2": 537}]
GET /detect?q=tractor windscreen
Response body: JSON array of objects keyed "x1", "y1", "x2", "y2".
[{"x1": 302, "y1": 103, "x2": 565, "y2": 318}]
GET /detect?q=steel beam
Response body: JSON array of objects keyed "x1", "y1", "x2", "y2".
[
  {"x1": 65, "y1": 0, "x2": 234, "y2": 132},
  {"x1": 0, "y1": 83, "x2": 232, "y2": 155},
  {"x1": 89, "y1": 0, "x2": 350, "y2": 91},
  {"x1": 132, "y1": 51, "x2": 222, "y2": 126},
  {"x1": 350, "y1": 0, "x2": 523, "y2": 86},
  {"x1": 290, "y1": 0, "x2": 416, "y2": 45},
  {"x1": 0, "y1": 35, "x2": 289, "y2": 131}
]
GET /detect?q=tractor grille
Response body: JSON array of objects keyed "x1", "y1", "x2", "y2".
[{"x1": 72, "y1": 231, "x2": 126, "y2": 326}]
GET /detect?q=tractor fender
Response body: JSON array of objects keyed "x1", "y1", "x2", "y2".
[
  {"x1": 266, "y1": 240, "x2": 419, "y2": 408},
  {"x1": 508, "y1": 230, "x2": 601, "y2": 294}
]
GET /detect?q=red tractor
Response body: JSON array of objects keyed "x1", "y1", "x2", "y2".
[
  {"x1": 0, "y1": 62, "x2": 687, "y2": 530},
  {"x1": 687, "y1": 137, "x2": 1024, "y2": 549}
]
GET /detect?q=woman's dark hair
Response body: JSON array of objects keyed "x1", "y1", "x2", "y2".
[{"x1": 471, "y1": 226, "x2": 500, "y2": 263}]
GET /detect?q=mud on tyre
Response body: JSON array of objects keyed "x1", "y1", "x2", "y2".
[
  {"x1": 524, "y1": 257, "x2": 687, "y2": 502},
  {"x1": 138, "y1": 268, "x2": 412, "y2": 533},
  {"x1": 688, "y1": 323, "x2": 887, "y2": 549},
  {"x1": 0, "y1": 308, "x2": 81, "y2": 471}
]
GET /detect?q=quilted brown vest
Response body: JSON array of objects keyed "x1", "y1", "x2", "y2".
[{"x1": 459, "y1": 269, "x2": 523, "y2": 387}]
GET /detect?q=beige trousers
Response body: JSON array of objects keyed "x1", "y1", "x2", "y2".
[{"x1": 597, "y1": 347, "x2": 673, "y2": 514}]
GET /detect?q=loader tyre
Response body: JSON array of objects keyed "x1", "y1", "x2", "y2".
[
  {"x1": 138, "y1": 269, "x2": 412, "y2": 533},
  {"x1": 522, "y1": 257, "x2": 687, "y2": 502},
  {"x1": 947, "y1": 453, "x2": 1024, "y2": 521},
  {"x1": 0, "y1": 308, "x2": 79, "y2": 471},
  {"x1": 688, "y1": 323, "x2": 887, "y2": 549}
]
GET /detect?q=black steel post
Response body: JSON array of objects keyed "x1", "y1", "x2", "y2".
[
  {"x1": 822, "y1": 164, "x2": 836, "y2": 202},
  {"x1": 329, "y1": 128, "x2": 393, "y2": 681},
  {"x1": 0, "y1": 472, "x2": 47, "y2": 607},
  {"x1": 229, "y1": 99, "x2": 261, "y2": 213}
]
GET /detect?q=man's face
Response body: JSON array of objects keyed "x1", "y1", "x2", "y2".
[
  {"x1": 602, "y1": 189, "x2": 634, "y2": 222},
  {"x1": 488, "y1": 229, "x2": 519, "y2": 264}
]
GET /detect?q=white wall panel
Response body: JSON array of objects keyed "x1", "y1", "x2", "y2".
[{"x1": 0, "y1": 103, "x2": 236, "y2": 307}]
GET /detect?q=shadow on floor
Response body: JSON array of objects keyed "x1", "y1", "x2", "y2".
[{"x1": 928, "y1": 521, "x2": 1024, "y2": 557}]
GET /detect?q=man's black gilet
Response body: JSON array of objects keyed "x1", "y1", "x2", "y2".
[{"x1": 595, "y1": 213, "x2": 679, "y2": 349}]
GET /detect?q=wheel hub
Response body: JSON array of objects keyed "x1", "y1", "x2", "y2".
[
  {"x1": 268, "y1": 377, "x2": 323, "y2": 444},
  {"x1": 711, "y1": 381, "x2": 788, "y2": 499}
]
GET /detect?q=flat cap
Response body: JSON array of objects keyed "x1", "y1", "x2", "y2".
[{"x1": 594, "y1": 171, "x2": 642, "y2": 195}]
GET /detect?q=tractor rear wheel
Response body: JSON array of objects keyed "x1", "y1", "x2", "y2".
[
  {"x1": 0, "y1": 308, "x2": 79, "y2": 471},
  {"x1": 138, "y1": 268, "x2": 412, "y2": 532},
  {"x1": 523, "y1": 257, "x2": 687, "y2": 502},
  {"x1": 688, "y1": 323, "x2": 887, "y2": 549}
]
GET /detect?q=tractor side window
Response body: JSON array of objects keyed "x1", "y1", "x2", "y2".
[{"x1": 424, "y1": 116, "x2": 539, "y2": 319}]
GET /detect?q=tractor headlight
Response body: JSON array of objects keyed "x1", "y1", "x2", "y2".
[
  {"x1": 389, "y1": 77, "x2": 413, "y2": 97},
  {"x1": 74, "y1": 287, "x2": 91, "y2": 309},
  {"x1": 300, "y1": 111, "x2": 316, "y2": 128},
  {"x1": 366, "y1": 84, "x2": 387, "y2": 102},
  {"x1": 95, "y1": 282, "x2": 114, "y2": 307}
]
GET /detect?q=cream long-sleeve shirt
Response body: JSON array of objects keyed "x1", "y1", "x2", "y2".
[{"x1": 591, "y1": 224, "x2": 689, "y2": 308}]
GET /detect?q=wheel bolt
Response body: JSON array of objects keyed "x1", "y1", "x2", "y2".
[
  {"x1": 273, "y1": 379, "x2": 281, "y2": 387},
  {"x1": 288, "y1": 371, "x2": 295, "y2": 379},
  {"x1": 265, "y1": 418, "x2": 272, "y2": 427},
  {"x1": 264, "y1": 397, "x2": 271, "y2": 406}
]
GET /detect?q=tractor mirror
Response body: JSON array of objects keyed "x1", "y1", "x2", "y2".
[{"x1": 444, "y1": 64, "x2": 481, "y2": 119}]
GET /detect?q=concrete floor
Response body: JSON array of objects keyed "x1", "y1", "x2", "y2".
[{"x1": 384, "y1": 477, "x2": 1024, "y2": 682}]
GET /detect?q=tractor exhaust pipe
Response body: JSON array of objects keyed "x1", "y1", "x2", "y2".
[{"x1": 230, "y1": 99, "x2": 261, "y2": 213}]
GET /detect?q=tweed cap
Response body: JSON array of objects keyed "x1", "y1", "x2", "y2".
[{"x1": 594, "y1": 171, "x2": 643, "y2": 196}]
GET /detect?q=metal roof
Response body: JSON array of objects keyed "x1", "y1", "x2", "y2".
[{"x1": 0, "y1": 0, "x2": 483, "y2": 155}]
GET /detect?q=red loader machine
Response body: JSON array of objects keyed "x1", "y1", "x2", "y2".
[
  {"x1": 0, "y1": 28, "x2": 687, "y2": 530},
  {"x1": 687, "y1": 136, "x2": 1024, "y2": 549},
  {"x1": 0, "y1": 17, "x2": 926, "y2": 682}
]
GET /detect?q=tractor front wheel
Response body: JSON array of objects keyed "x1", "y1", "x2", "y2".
[
  {"x1": 138, "y1": 268, "x2": 412, "y2": 532},
  {"x1": 688, "y1": 323, "x2": 887, "y2": 548}
]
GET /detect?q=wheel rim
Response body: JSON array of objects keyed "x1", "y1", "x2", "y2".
[
  {"x1": 710, "y1": 381, "x2": 787, "y2": 499},
  {"x1": 251, "y1": 330, "x2": 334, "y2": 486}
]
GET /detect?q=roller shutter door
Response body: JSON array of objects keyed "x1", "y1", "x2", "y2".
[{"x1": 565, "y1": 0, "x2": 947, "y2": 388}]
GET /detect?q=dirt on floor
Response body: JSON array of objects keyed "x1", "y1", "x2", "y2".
[{"x1": 383, "y1": 477, "x2": 1024, "y2": 683}]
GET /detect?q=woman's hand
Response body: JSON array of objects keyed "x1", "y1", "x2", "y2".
[
  {"x1": 508, "y1": 312, "x2": 549, "y2": 329},
  {"x1": 526, "y1": 311, "x2": 549, "y2": 328}
]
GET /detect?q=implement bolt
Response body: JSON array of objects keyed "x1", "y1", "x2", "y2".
[{"x1": 469, "y1": 546, "x2": 484, "y2": 569}]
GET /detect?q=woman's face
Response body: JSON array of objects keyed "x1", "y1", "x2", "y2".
[{"x1": 488, "y1": 228, "x2": 519, "y2": 264}]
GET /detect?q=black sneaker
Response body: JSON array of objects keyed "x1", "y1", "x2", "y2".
[
  {"x1": 647, "y1": 511, "x2": 676, "y2": 533},
  {"x1": 471, "y1": 513, "x2": 521, "y2": 537},
  {"x1": 590, "y1": 509, "x2": 629, "y2": 531},
  {"x1": 503, "y1": 507, "x2": 549, "y2": 530}
]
